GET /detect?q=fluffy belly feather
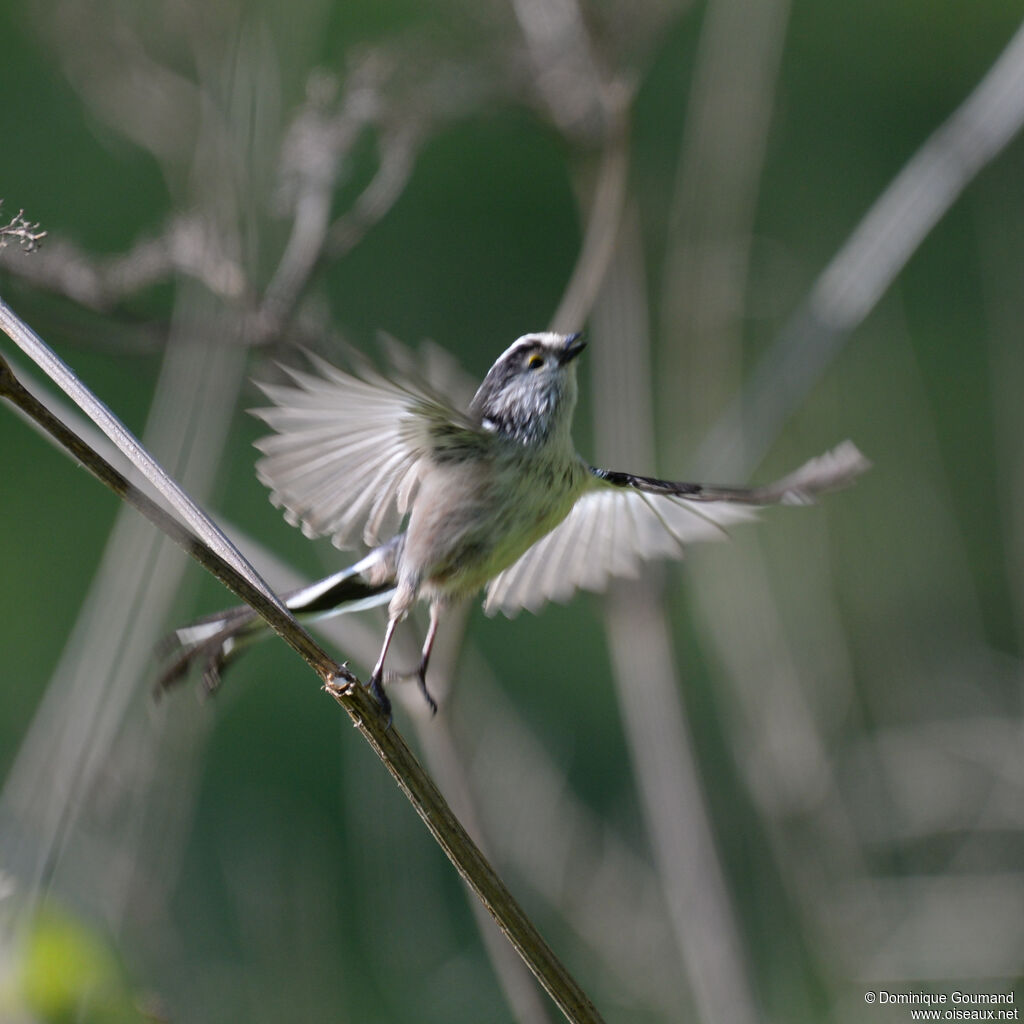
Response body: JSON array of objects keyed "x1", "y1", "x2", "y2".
[{"x1": 404, "y1": 451, "x2": 586, "y2": 601}]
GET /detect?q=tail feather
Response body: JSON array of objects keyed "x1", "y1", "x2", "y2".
[
  {"x1": 156, "y1": 545, "x2": 398, "y2": 696},
  {"x1": 155, "y1": 611, "x2": 260, "y2": 695}
]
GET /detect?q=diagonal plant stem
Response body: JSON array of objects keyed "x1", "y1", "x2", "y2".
[
  {"x1": 0, "y1": 348, "x2": 337, "y2": 688},
  {"x1": 696, "y1": 13, "x2": 1024, "y2": 478},
  {"x1": 0, "y1": 299, "x2": 605, "y2": 1024},
  {"x1": 0, "y1": 300, "x2": 286, "y2": 615}
]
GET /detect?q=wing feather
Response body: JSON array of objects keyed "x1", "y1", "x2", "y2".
[
  {"x1": 484, "y1": 441, "x2": 869, "y2": 617},
  {"x1": 484, "y1": 485, "x2": 757, "y2": 617},
  {"x1": 252, "y1": 344, "x2": 481, "y2": 549}
]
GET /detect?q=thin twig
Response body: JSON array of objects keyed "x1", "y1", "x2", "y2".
[
  {"x1": 550, "y1": 106, "x2": 632, "y2": 333},
  {"x1": 0, "y1": 205, "x2": 47, "y2": 253},
  {"x1": 0, "y1": 214, "x2": 248, "y2": 311},
  {"x1": 324, "y1": 123, "x2": 422, "y2": 259}
]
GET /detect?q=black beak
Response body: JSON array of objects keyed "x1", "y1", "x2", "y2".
[{"x1": 559, "y1": 332, "x2": 587, "y2": 365}]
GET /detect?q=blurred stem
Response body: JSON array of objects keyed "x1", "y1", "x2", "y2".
[
  {"x1": 551, "y1": 110, "x2": 631, "y2": 333},
  {"x1": 0, "y1": 301, "x2": 605, "y2": 1024},
  {"x1": 592, "y1": 211, "x2": 762, "y2": 1024},
  {"x1": 659, "y1": 0, "x2": 790, "y2": 468},
  {"x1": 402, "y1": 605, "x2": 556, "y2": 1023},
  {"x1": 696, "y1": 13, "x2": 1024, "y2": 477}
]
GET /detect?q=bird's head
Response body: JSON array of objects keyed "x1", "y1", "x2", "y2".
[{"x1": 469, "y1": 332, "x2": 586, "y2": 446}]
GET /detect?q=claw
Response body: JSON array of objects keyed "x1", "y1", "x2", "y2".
[
  {"x1": 417, "y1": 671, "x2": 438, "y2": 716},
  {"x1": 367, "y1": 671, "x2": 393, "y2": 728}
]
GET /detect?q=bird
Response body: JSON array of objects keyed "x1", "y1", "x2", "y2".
[{"x1": 160, "y1": 331, "x2": 869, "y2": 720}]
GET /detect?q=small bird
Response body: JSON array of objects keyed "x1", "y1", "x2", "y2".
[{"x1": 161, "y1": 332, "x2": 869, "y2": 719}]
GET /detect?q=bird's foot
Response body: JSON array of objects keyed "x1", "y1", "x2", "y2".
[
  {"x1": 366, "y1": 671, "x2": 393, "y2": 728},
  {"x1": 417, "y1": 670, "x2": 438, "y2": 717},
  {"x1": 383, "y1": 668, "x2": 438, "y2": 716}
]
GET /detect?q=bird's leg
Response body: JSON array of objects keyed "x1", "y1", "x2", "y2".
[
  {"x1": 415, "y1": 604, "x2": 442, "y2": 716},
  {"x1": 367, "y1": 616, "x2": 400, "y2": 723}
]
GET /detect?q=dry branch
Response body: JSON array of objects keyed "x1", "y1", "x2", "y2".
[{"x1": 0, "y1": 296, "x2": 605, "y2": 1024}]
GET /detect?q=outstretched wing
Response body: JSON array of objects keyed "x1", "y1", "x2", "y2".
[
  {"x1": 483, "y1": 486, "x2": 757, "y2": 616},
  {"x1": 484, "y1": 441, "x2": 869, "y2": 617},
  {"x1": 252, "y1": 344, "x2": 484, "y2": 550}
]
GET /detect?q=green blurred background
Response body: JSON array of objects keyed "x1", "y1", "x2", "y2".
[{"x1": 2, "y1": 1, "x2": 1023, "y2": 1022}]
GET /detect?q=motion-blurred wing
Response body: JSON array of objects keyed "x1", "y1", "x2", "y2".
[
  {"x1": 483, "y1": 487, "x2": 756, "y2": 616},
  {"x1": 253, "y1": 345, "x2": 483, "y2": 549},
  {"x1": 484, "y1": 441, "x2": 869, "y2": 617}
]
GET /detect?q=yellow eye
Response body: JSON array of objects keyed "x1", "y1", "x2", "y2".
[{"x1": 527, "y1": 354, "x2": 544, "y2": 370}]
